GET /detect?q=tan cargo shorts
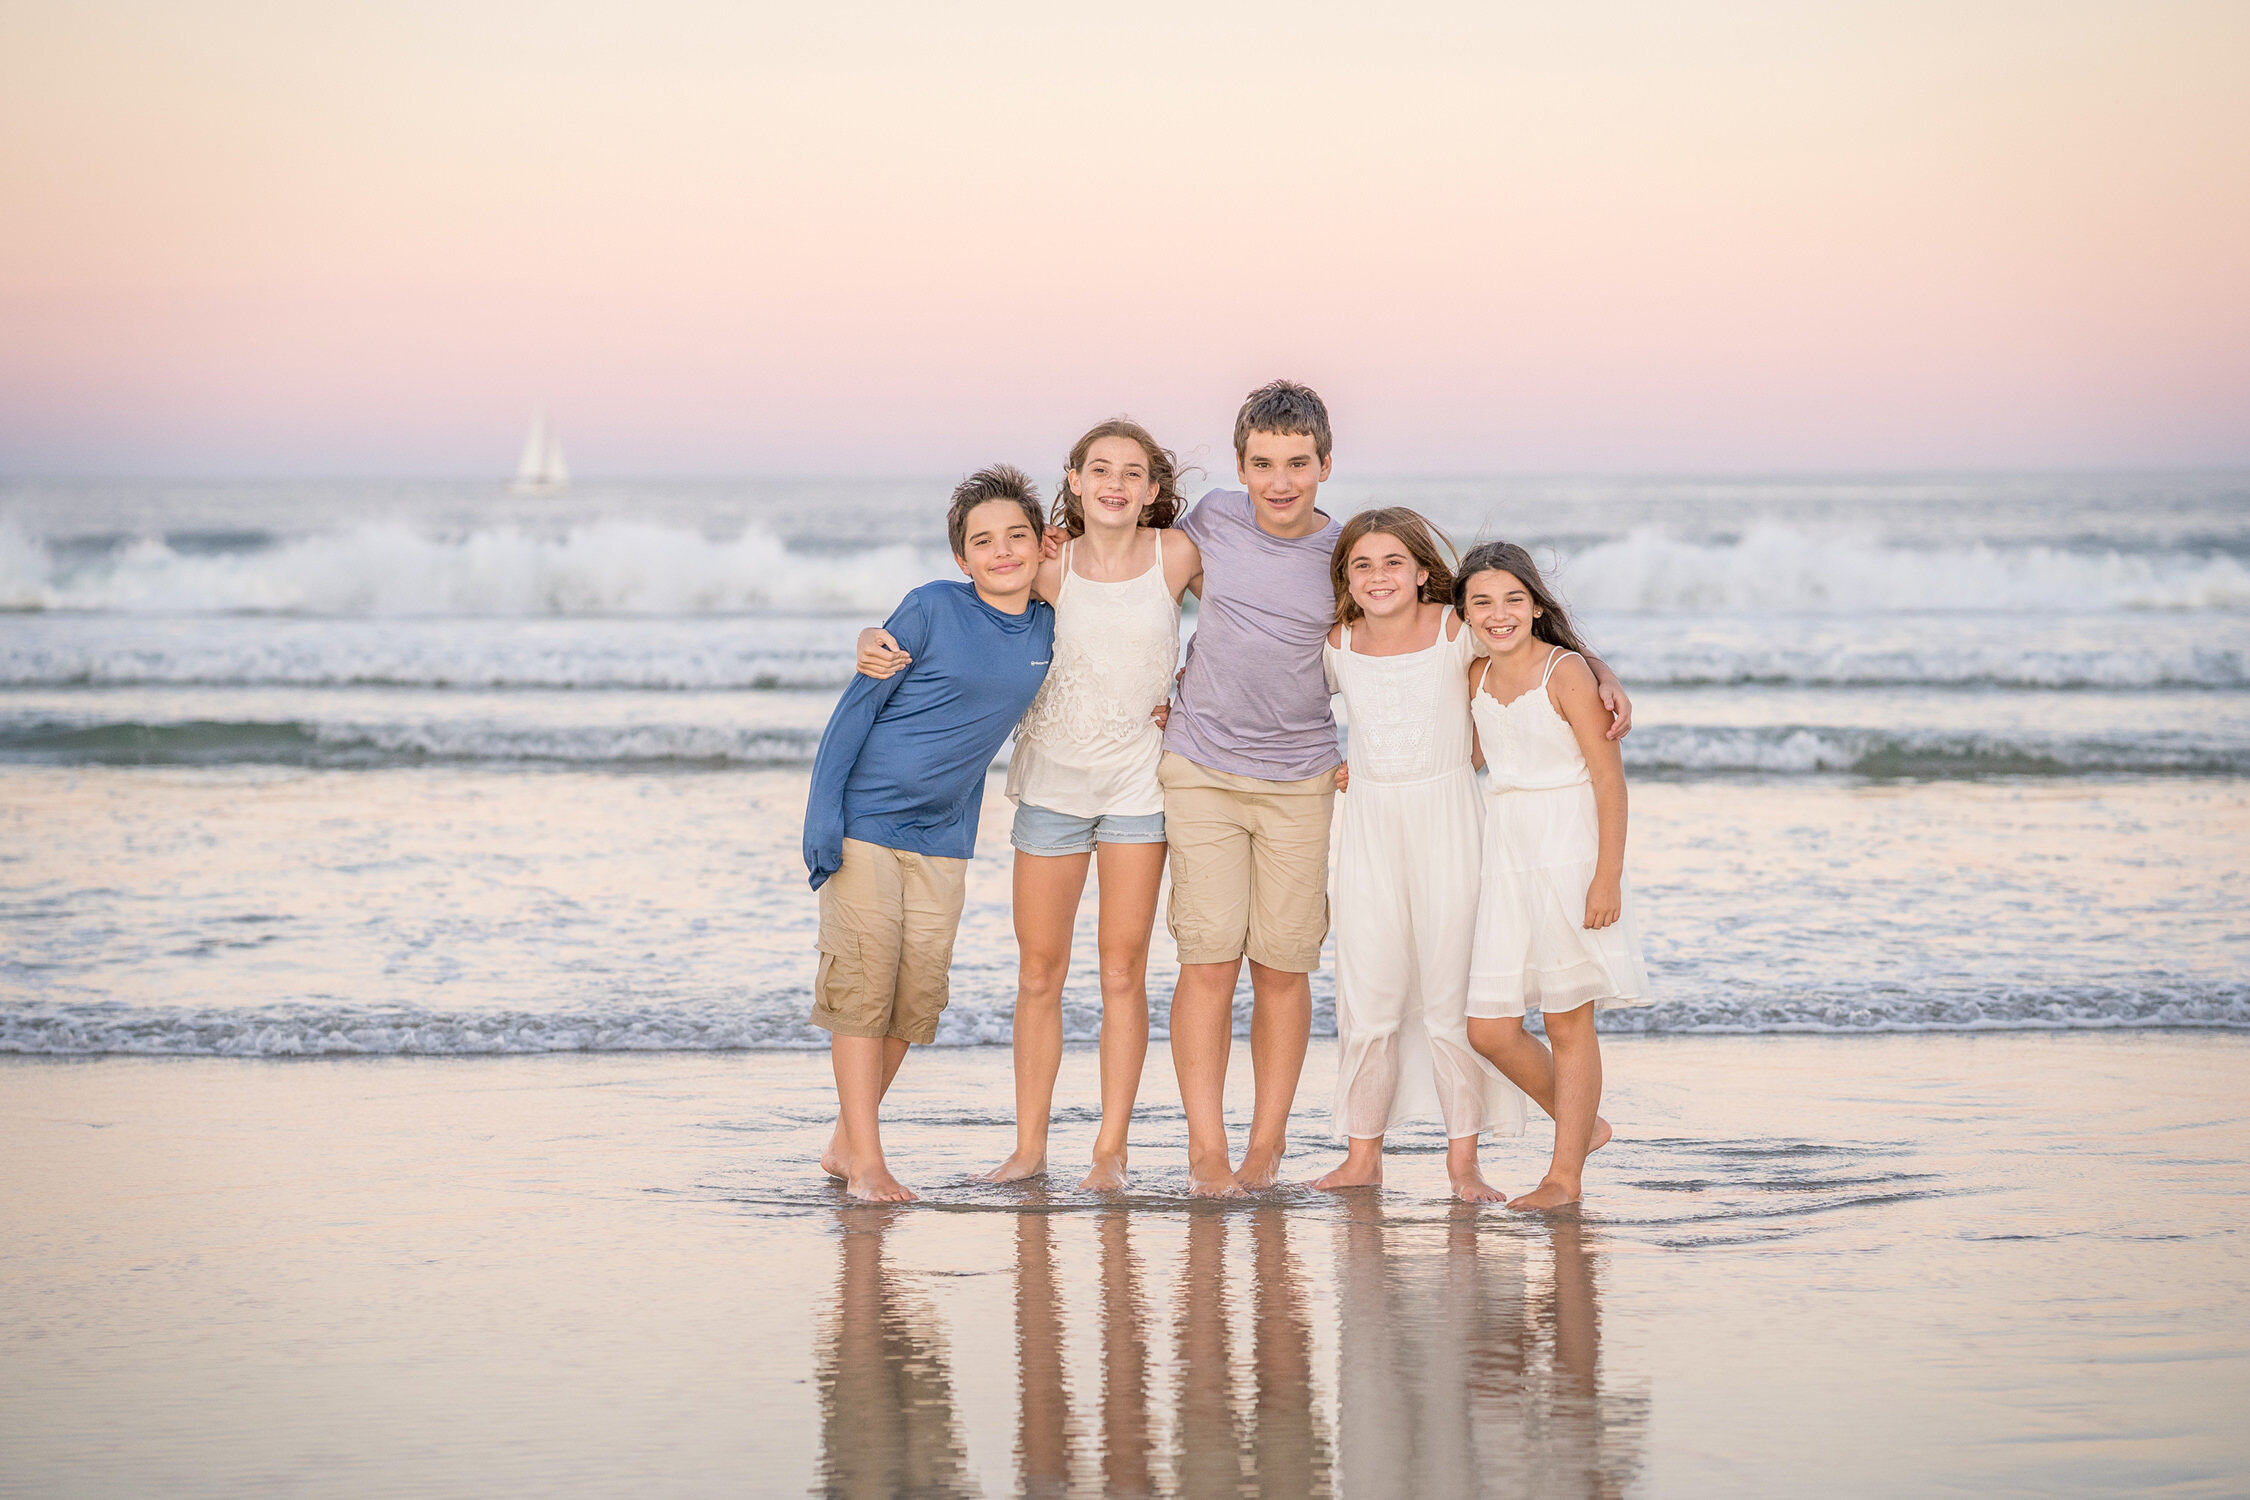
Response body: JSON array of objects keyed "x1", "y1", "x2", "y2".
[
  {"x1": 1158, "y1": 751, "x2": 1335, "y2": 972},
  {"x1": 809, "y1": 837, "x2": 969, "y2": 1045}
]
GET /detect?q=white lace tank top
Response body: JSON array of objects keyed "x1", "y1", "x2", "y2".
[
  {"x1": 1470, "y1": 647, "x2": 1592, "y2": 793},
  {"x1": 1005, "y1": 536, "x2": 1182, "y2": 818},
  {"x1": 1322, "y1": 616, "x2": 1478, "y2": 785}
]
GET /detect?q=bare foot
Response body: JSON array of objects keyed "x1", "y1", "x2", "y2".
[
  {"x1": 1507, "y1": 1178, "x2": 1581, "y2": 1212},
  {"x1": 978, "y1": 1148, "x2": 1047, "y2": 1184},
  {"x1": 1310, "y1": 1156, "x2": 1382, "y2": 1191},
  {"x1": 1188, "y1": 1150, "x2": 1244, "y2": 1198},
  {"x1": 1449, "y1": 1164, "x2": 1509, "y2": 1203},
  {"x1": 847, "y1": 1164, "x2": 918, "y2": 1203},
  {"x1": 820, "y1": 1127, "x2": 848, "y2": 1182},
  {"x1": 1079, "y1": 1151, "x2": 1129, "y2": 1193},
  {"x1": 1235, "y1": 1143, "x2": 1287, "y2": 1192}
]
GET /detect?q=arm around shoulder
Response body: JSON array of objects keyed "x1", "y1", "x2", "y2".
[{"x1": 1548, "y1": 655, "x2": 1622, "y2": 772}]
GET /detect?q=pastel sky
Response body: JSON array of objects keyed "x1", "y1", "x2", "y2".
[{"x1": 3, "y1": 1, "x2": 2246, "y2": 476}]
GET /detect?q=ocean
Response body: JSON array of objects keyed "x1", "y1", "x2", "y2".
[{"x1": 3, "y1": 472, "x2": 2246, "y2": 1055}]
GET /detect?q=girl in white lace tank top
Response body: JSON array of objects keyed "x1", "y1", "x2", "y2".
[
  {"x1": 855, "y1": 420, "x2": 1200, "y2": 1191},
  {"x1": 1311, "y1": 510, "x2": 1523, "y2": 1205},
  {"x1": 1456, "y1": 542, "x2": 1649, "y2": 1213},
  {"x1": 1005, "y1": 534, "x2": 1179, "y2": 817}
]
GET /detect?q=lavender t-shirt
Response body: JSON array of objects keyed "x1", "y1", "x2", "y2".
[{"x1": 1163, "y1": 488, "x2": 1343, "y2": 781}]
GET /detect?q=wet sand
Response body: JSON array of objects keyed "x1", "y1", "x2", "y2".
[{"x1": 4, "y1": 1033, "x2": 2247, "y2": 1496}]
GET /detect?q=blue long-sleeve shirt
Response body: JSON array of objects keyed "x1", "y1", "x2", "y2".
[{"x1": 803, "y1": 580, "x2": 1055, "y2": 888}]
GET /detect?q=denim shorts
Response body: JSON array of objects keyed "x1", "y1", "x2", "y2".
[{"x1": 1010, "y1": 802, "x2": 1167, "y2": 856}]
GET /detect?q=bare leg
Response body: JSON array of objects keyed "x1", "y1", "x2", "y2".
[
  {"x1": 823, "y1": 1033, "x2": 908, "y2": 1180},
  {"x1": 1311, "y1": 1134, "x2": 1384, "y2": 1190},
  {"x1": 1446, "y1": 1134, "x2": 1507, "y2": 1203},
  {"x1": 983, "y1": 850, "x2": 1091, "y2": 1182},
  {"x1": 1236, "y1": 961, "x2": 1311, "y2": 1190},
  {"x1": 1510, "y1": 1004, "x2": 1601, "y2": 1210},
  {"x1": 1465, "y1": 1015, "x2": 1613, "y2": 1154},
  {"x1": 831, "y1": 1033, "x2": 915, "y2": 1201},
  {"x1": 1084, "y1": 840, "x2": 1162, "y2": 1192},
  {"x1": 1171, "y1": 958, "x2": 1245, "y2": 1195}
]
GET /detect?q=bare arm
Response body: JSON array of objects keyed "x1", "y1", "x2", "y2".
[
  {"x1": 1161, "y1": 528, "x2": 1203, "y2": 603},
  {"x1": 1582, "y1": 652, "x2": 1633, "y2": 742},
  {"x1": 1466, "y1": 655, "x2": 1488, "y2": 771},
  {"x1": 1548, "y1": 656, "x2": 1627, "y2": 930}
]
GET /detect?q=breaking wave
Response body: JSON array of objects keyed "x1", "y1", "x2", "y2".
[
  {"x1": 1555, "y1": 524, "x2": 2250, "y2": 613},
  {"x1": 0, "y1": 518, "x2": 940, "y2": 616},
  {"x1": 6, "y1": 516, "x2": 2247, "y2": 619}
]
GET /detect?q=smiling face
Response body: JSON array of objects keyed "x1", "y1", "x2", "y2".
[
  {"x1": 1460, "y1": 567, "x2": 1541, "y2": 659},
  {"x1": 1345, "y1": 532, "x2": 1428, "y2": 622},
  {"x1": 1067, "y1": 435, "x2": 1157, "y2": 534},
  {"x1": 1236, "y1": 430, "x2": 1331, "y2": 539},
  {"x1": 954, "y1": 497, "x2": 1041, "y2": 606}
]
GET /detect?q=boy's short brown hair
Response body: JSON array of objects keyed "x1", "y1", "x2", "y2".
[
  {"x1": 1233, "y1": 379, "x2": 1332, "y2": 463},
  {"x1": 946, "y1": 464, "x2": 1045, "y2": 557}
]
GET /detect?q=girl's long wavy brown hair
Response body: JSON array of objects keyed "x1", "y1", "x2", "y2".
[
  {"x1": 1329, "y1": 507, "x2": 1458, "y2": 626},
  {"x1": 1052, "y1": 418, "x2": 1183, "y2": 537},
  {"x1": 1451, "y1": 541, "x2": 1594, "y2": 657}
]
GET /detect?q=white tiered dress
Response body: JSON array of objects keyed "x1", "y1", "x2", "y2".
[
  {"x1": 1466, "y1": 647, "x2": 1651, "y2": 1017},
  {"x1": 1326, "y1": 619, "x2": 1524, "y2": 1141}
]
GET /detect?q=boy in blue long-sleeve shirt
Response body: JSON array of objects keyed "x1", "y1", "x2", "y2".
[{"x1": 806, "y1": 466, "x2": 1054, "y2": 1201}]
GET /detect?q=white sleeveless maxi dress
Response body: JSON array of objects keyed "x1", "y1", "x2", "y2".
[
  {"x1": 1466, "y1": 647, "x2": 1651, "y2": 1016},
  {"x1": 1326, "y1": 620, "x2": 1524, "y2": 1141}
]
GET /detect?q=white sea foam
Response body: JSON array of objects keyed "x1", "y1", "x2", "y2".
[
  {"x1": 0, "y1": 716, "x2": 827, "y2": 767},
  {"x1": 1551, "y1": 524, "x2": 2250, "y2": 614},
  {"x1": 1620, "y1": 724, "x2": 2249, "y2": 776},
  {"x1": 0, "y1": 518, "x2": 940, "y2": 616},
  {"x1": 6, "y1": 516, "x2": 2247, "y2": 618}
]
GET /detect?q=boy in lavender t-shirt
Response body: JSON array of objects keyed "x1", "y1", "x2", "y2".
[{"x1": 1164, "y1": 380, "x2": 1634, "y2": 1196}]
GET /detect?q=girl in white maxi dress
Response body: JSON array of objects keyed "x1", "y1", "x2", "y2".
[
  {"x1": 1315, "y1": 510, "x2": 1523, "y2": 1204},
  {"x1": 1460, "y1": 540, "x2": 1648, "y2": 1210}
]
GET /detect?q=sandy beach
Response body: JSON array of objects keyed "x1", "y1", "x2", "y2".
[{"x1": 7, "y1": 1032, "x2": 2247, "y2": 1496}]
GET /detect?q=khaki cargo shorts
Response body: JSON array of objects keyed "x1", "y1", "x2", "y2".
[
  {"x1": 809, "y1": 837, "x2": 969, "y2": 1045},
  {"x1": 1158, "y1": 751, "x2": 1335, "y2": 972}
]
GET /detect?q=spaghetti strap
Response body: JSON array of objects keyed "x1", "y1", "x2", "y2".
[{"x1": 1539, "y1": 646, "x2": 1582, "y2": 688}]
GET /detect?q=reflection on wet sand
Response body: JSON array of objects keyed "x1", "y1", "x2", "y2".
[
  {"x1": 1097, "y1": 1209, "x2": 1157, "y2": 1498},
  {"x1": 1176, "y1": 1206, "x2": 1335, "y2": 1498},
  {"x1": 815, "y1": 1197, "x2": 1640, "y2": 1497},
  {"x1": 815, "y1": 1206, "x2": 975, "y2": 1500},
  {"x1": 1337, "y1": 1197, "x2": 1647, "y2": 1499}
]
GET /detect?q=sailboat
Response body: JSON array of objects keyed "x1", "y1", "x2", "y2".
[{"x1": 510, "y1": 411, "x2": 570, "y2": 495}]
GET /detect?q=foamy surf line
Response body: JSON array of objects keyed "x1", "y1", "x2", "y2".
[
  {"x1": 7, "y1": 716, "x2": 2247, "y2": 776},
  {"x1": 5, "y1": 517, "x2": 2247, "y2": 616},
  {"x1": 0, "y1": 718, "x2": 827, "y2": 767},
  {"x1": 0, "y1": 519, "x2": 944, "y2": 616},
  {"x1": 6, "y1": 982, "x2": 2245, "y2": 1055}
]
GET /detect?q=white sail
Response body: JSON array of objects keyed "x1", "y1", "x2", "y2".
[{"x1": 511, "y1": 412, "x2": 569, "y2": 494}]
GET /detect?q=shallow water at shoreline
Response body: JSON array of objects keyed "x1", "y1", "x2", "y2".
[
  {"x1": 5, "y1": 765, "x2": 2243, "y2": 1051},
  {"x1": 4, "y1": 1034, "x2": 2246, "y2": 1496}
]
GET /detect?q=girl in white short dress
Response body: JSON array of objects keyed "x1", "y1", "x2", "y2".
[
  {"x1": 1313, "y1": 510, "x2": 1522, "y2": 1204},
  {"x1": 1459, "y1": 541, "x2": 1648, "y2": 1210}
]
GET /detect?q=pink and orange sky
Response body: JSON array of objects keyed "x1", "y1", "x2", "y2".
[{"x1": 2, "y1": 1, "x2": 2246, "y2": 476}]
